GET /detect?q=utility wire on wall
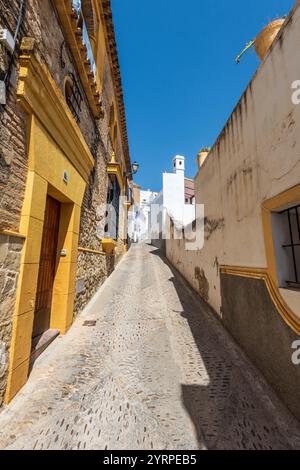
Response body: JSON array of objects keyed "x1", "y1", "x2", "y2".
[
  {"x1": 0, "y1": 0, "x2": 26, "y2": 110},
  {"x1": 3, "y1": 0, "x2": 26, "y2": 84}
]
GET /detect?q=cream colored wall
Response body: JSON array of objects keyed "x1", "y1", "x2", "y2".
[{"x1": 166, "y1": 2, "x2": 300, "y2": 318}]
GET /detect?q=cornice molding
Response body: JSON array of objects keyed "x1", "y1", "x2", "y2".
[
  {"x1": 17, "y1": 38, "x2": 94, "y2": 182},
  {"x1": 0, "y1": 230, "x2": 26, "y2": 239},
  {"x1": 107, "y1": 153, "x2": 124, "y2": 188},
  {"x1": 102, "y1": 238, "x2": 117, "y2": 254},
  {"x1": 54, "y1": 0, "x2": 103, "y2": 119},
  {"x1": 100, "y1": 0, "x2": 131, "y2": 176},
  {"x1": 220, "y1": 265, "x2": 300, "y2": 336}
]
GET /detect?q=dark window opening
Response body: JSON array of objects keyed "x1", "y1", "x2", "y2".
[
  {"x1": 113, "y1": 123, "x2": 118, "y2": 150},
  {"x1": 280, "y1": 204, "x2": 300, "y2": 289},
  {"x1": 109, "y1": 104, "x2": 115, "y2": 143},
  {"x1": 65, "y1": 74, "x2": 82, "y2": 123},
  {"x1": 105, "y1": 176, "x2": 120, "y2": 241},
  {"x1": 127, "y1": 186, "x2": 132, "y2": 204}
]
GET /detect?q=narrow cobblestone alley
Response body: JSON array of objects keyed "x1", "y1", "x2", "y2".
[{"x1": 0, "y1": 243, "x2": 300, "y2": 450}]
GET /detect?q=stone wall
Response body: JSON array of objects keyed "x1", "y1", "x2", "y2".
[
  {"x1": 75, "y1": 36, "x2": 127, "y2": 312},
  {"x1": 0, "y1": 1, "x2": 29, "y2": 231},
  {"x1": 0, "y1": 0, "x2": 96, "y2": 232},
  {"x1": 74, "y1": 251, "x2": 108, "y2": 316},
  {"x1": 0, "y1": 0, "x2": 130, "y2": 403},
  {"x1": 1, "y1": 0, "x2": 128, "y2": 316},
  {"x1": 0, "y1": 234, "x2": 23, "y2": 405},
  {"x1": 1, "y1": 0, "x2": 123, "y2": 228}
]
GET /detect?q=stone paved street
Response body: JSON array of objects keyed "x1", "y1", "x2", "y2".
[{"x1": 0, "y1": 243, "x2": 300, "y2": 450}]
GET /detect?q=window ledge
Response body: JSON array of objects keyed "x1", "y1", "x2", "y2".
[
  {"x1": 107, "y1": 153, "x2": 124, "y2": 189},
  {"x1": 102, "y1": 238, "x2": 117, "y2": 254},
  {"x1": 54, "y1": 0, "x2": 103, "y2": 119},
  {"x1": 279, "y1": 288, "x2": 300, "y2": 320}
]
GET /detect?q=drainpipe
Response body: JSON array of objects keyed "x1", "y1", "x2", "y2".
[{"x1": 0, "y1": 0, "x2": 26, "y2": 105}]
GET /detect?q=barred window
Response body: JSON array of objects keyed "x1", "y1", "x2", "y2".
[
  {"x1": 64, "y1": 74, "x2": 82, "y2": 123},
  {"x1": 272, "y1": 204, "x2": 300, "y2": 290},
  {"x1": 105, "y1": 176, "x2": 120, "y2": 241},
  {"x1": 109, "y1": 104, "x2": 115, "y2": 141}
]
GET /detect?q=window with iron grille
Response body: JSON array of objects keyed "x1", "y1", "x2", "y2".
[
  {"x1": 64, "y1": 74, "x2": 82, "y2": 123},
  {"x1": 105, "y1": 176, "x2": 120, "y2": 241},
  {"x1": 272, "y1": 204, "x2": 300, "y2": 290},
  {"x1": 281, "y1": 205, "x2": 300, "y2": 288}
]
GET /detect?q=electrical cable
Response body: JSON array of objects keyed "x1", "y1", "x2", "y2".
[{"x1": 14, "y1": 0, "x2": 25, "y2": 41}]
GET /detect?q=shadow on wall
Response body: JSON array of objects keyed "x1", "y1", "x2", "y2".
[
  {"x1": 105, "y1": 252, "x2": 115, "y2": 277},
  {"x1": 151, "y1": 235, "x2": 166, "y2": 255},
  {"x1": 149, "y1": 247, "x2": 299, "y2": 450},
  {"x1": 221, "y1": 273, "x2": 300, "y2": 423}
]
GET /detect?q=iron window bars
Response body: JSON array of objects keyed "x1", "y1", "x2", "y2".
[
  {"x1": 105, "y1": 176, "x2": 120, "y2": 241},
  {"x1": 66, "y1": 73, "x2": 83, "y2": 123},
  {"x1": 281, "y1": 204, "x2": 300, "y2": 289}
]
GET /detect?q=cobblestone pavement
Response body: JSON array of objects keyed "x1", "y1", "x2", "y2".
[{"x1": 0, "y1": 243, "x2": 300, "y2": 450}]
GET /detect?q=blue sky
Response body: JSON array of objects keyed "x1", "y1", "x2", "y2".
[{"x1": 112, "y1": 0, "x2": 295, "y2": 192}]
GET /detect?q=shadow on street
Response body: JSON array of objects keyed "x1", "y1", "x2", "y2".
[{"x1": 149, "y1": 245, "x2": 300, "y2": 450}]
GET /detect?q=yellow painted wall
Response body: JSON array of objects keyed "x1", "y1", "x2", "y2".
[
  {"x1": 5, "y1": 48, "x2": 94, "y2": 403},
  {"x1": 5, "y1": 117, "x2": 86, "y2": 402}
]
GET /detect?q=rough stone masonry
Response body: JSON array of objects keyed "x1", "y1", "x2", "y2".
[{"x1": 0, "y1": 234, "x2": 23, "y2": 406}]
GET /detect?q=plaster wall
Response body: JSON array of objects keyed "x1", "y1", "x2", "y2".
[
  {"x1": 167, "y1": 4, "x2": 300, "y2": 315},
  {"x1": 166, "y1": 2, "x2": 300, "y2": 419}
]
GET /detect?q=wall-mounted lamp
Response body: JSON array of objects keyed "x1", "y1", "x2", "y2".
[
  {"x1": 131, "y1": 161, "x2": 139, "y2": 175},
  {"x1": 126, "y1": 161, "x2": 139, "y2": 178}
]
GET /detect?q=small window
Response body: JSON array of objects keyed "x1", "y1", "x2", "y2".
[
  {"x1": 64, "y1": 75, "x2": 82, "y2": 123},
  {"x1": 272, "y1": 204, "x2": 300, "y2": 290},
  {"x1": 109, "y1": 104, "x2": 115, "y2": 134},
  {"x1": 105, "y1": 176, "x2": 120, "y2": 241},
  {"x1": 113, "y1": 123, "x2": 118, "y2": 150}
]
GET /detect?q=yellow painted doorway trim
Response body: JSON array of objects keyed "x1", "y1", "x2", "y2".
[{"x1": 5, "y1": 41, "x2": 94, "y2": 403}]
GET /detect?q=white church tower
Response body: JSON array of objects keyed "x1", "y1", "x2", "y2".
[{"x1": 173, "y1": 155, "x2": 185, "y2": 176}]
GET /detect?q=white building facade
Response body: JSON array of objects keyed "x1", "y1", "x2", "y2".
[
  {"x1": 129, "y1": 189, "x2": 158, "y2": 243},
  {"x1": 151, "y1": 156, "x2": 195, "y2": 251}
]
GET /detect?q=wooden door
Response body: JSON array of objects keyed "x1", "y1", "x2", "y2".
[{"x1": 32, "y1": 195, "x2": 61, "y2": 340}]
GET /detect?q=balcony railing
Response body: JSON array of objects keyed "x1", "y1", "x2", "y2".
[
  {"x1": 82, "y1": 20, "x2": 96, "y2": 81},
  {"x1": 72, "y1": 0, "x2": 81, "y2": 16},
  {"x1": 72, "y1": 1, "x2": 96, "y2": 82},
  {"x1": 53, "y1": 0, "x2": 102, "y2": 118}
]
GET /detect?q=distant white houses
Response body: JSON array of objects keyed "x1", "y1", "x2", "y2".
[
  {"x1": 139, "y1": 190, "x2": 159, "y2": 240},
  {"x1": 128, "y1": 156, "x2": 195, "y2": 248},
  {"x1": 150, "y1": 155, "x2": 195, "y2": 251},
  {"x1": 128, "y1": 186, "x2": 158, "y2": 242}
]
